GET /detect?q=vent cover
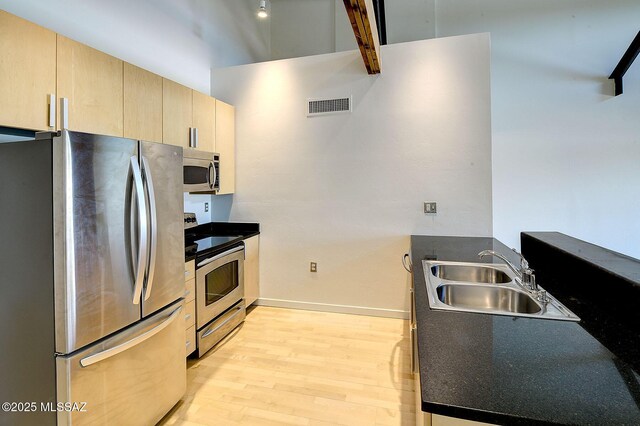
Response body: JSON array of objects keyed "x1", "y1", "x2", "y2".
[{"x1": 307, "y1": 97, "x2": 352, "y2": 116}]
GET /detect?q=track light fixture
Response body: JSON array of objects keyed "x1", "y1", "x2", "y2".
[{"x1": 257, "y1": 0, "x2": 268, "y2": 18}]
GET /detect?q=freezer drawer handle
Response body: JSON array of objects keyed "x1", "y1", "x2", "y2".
[
  {"x1": 202, "y1": 305, "x2": 243, "y2": 339},
  {"x1": 79, "y1": 306, "x2": 183, "y2": 368},
  {"x1": 196, "y1": 245, "x2": 244, "y2": 268}
]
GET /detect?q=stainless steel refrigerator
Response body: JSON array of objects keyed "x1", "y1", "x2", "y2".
[{"x1": 0, "y1": 130, "x2": 186, "y2": 425}]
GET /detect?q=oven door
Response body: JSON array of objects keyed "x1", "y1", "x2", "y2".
[
  {"x1": 195, "y1": 245, "x2": 244, "y2": 329},
  {"x1": 183, "y1": 157, "x2": 217, "y2": 193}
]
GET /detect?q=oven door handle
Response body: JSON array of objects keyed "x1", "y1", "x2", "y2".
[{"x1": 197, "y1": 245, "x2": 244, "y2": 268}]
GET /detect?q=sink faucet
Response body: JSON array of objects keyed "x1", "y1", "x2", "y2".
[{"x1": 478, "y1": 249, "x2": 538, "y2": 292}]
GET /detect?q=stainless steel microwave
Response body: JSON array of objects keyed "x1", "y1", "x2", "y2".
[{"x1": 183, "y1": 149, "x2": 220, "y2": 193}]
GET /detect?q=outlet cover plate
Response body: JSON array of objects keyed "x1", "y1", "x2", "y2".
[{"x1": 424, "y1": 202, "x2": 437, "y2": 214}]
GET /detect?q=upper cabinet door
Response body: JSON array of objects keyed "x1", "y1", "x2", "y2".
[
  {"x1": 57, "y1": 35, "x2": 124, "y2": 137},
  {"x1": 215, "y1": 100, "x2": 235, "y2": 195},
  {"x1": 0, "y1": 11, "x2": 56, "y2": 131},
  {"x1": 192, "y1": 91, "x2": 216, "y2": 153},
  {"x1": 124, "y1": 63, "x2": 163, "y2": 143},
  {"x1": 162, "y1": 79, "x2": 192, "y2": 148}
]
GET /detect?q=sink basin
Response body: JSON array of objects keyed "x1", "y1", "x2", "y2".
[
  {"x1": 422, "y1": 260, "x2": 580, "y2": 321},
  {"x1": 430, "y1": 264, "x2": 512, "y2": 284},
  {"x1": 436, "y1": 284, "x2": 541, "y2": 314}
]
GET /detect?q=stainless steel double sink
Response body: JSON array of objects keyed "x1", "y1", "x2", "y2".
[{"x1": 424, "y1": 261, "x2": 580, "y2": 321}]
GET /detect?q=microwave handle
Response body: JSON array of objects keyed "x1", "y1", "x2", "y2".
[
  {"x1": 208, "y1": 161, "x2": 215, "y2": 190},
  {"x1": 197, "y1": 245, "x2": 244, "y2": 268}
]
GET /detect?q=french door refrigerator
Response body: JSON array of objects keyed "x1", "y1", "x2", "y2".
[{"x1": 0, "y1": 130, "x2": 186, "y2": 425}]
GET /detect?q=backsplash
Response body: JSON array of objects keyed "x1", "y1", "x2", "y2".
[{"x1": 183, "y1": 193, "x2": 232, "y2": 224}]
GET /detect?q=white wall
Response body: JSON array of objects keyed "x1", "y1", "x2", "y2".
[
  {"x1": 385, "y1": 0, "x2": 436, "y2": 43},
  {"x1": 433, "y1": 1, "x2": 640, "y2": 258},
  {"x1": 271, "y1": 0, "x2": 335, "y2": 60},
  {"x1": 0, "y1": 0, "x2": 270, "y2": 93},
  {"x1": 263, "y1": 0, "x2": 640, "y2": 259},
  {"x1": 269, "y1": 0, "x2": 356, "y2": 59},
  {"x1": 212, "y1": 34, "x2": 492, "y2": 316}
]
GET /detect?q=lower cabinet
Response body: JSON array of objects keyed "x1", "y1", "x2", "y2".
[
  {"x1": 415, "y1": 368, "x2": 494, "y2": 425},
  {"x1": 432, "y1": 415, "x2": 494, "y2": 426},
  {"x1": 410, "y1": 255, "x2": 493, "y2": 426},
  {"x1": 244, "y1": 235, "x2": 260, "y2": 306}
]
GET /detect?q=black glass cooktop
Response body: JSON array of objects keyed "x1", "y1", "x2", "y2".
[
  {"x1": 194, "y1": 236, "x2": 241, "y2": 252},
  {"x1": 186, "y1": 236, "x2": 244, "y2": 260}
]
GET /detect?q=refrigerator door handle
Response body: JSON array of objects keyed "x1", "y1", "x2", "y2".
[
  {"x1": 141, "y1": 156, "x2": 158, "y2": 301},
  {"x1": 79, "y1": 305, "x2": 183, "y2": 367},
  {"x1": 130, "y1": 157, "x2": 148, "y2": 305}
]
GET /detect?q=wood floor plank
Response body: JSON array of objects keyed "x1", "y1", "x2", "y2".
[{"x1": 159, "y1": 306, "x2": 414, "y2": 425}]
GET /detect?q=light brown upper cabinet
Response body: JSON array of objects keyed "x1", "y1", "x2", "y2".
[
  {"x1": 57, "y1": 35, "x2": 124, "y2": 137},
  {"x1": 215, "y1": 100, "x2": 235, "y2": 195},
  {"x1": 162, "y1": 79, "x2": 192, "y2": 148},
  {"x1": 192, "y1": 91, "x2": 216, "y2": 153},
  {"x1": 0, "y1": 10, "x2": 56, "y2": 131},
  {"x1": 124, "y1": 63, "x2": 163, "y2": 142}
]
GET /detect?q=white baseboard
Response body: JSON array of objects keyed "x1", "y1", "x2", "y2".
[{"x1": 254, "y1": 298, "x2": 409, "y2": 320}]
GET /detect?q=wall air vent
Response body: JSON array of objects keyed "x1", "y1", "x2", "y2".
[{"x1": 307, "y1": 96, "x2": 352, "y2": 117}]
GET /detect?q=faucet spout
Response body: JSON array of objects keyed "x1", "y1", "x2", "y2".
[
  {"x1": 478, "y1": 249, "x2": 539, "y2": 292},
  {"x1": 478, "y1": 250, "x2": 521, "y2": 276}
]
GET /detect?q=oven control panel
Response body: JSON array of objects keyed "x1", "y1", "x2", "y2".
[{"x1": 184, "y1": 213, "x2": 198, "y2": 229}]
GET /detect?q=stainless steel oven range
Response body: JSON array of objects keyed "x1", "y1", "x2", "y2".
[{"x1": 192, "y1": 237, "x2": 246, "y2": 357}]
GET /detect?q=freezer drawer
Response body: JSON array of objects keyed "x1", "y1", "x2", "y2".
[{"x1": 56, "y1": 302, "x2": 186, "y2": 425}]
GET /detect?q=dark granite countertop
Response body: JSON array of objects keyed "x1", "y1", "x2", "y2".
[
  {"x1": 411, "y1": 235, "x2": 640, "y2": 425},
  {"x1": 523, "y1": 232, "x2": 640, "y2": 285},
  {"x1": 184, "y1": 222, "x2": 260, "y2": 262},
  {"x1": 521, "y1": 232, "x2": 640, "y2": 375}
]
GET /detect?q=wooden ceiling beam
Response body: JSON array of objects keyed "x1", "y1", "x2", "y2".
[{"x1": 342, "y1": 0, "x2": 381, "y2": 74}]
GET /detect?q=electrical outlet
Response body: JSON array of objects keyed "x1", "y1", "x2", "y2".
[
  {"x1": 424, "y1": 202, "x2": 437, "y2": 214},
  {"x1": 204, "y1": 202, "x2": 209, "y2": 212},
  {"x1": 310, "y1": 262, "x2": 317, "y2": 273}
]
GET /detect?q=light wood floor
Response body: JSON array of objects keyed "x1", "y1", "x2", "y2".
[{"x1": 160, "y1": 306, "x2": 414, "y2": 426}]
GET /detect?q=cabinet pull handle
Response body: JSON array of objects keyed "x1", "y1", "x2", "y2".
[
  {"x1": 189, "y1": 127, "x2": 197, "y2": 148},
  {"x1": 402, "y1": 253, "x2": 413, "y2": 273},
  {"x1": 60, "y1": 97, "x2": 69, "y2": 129},
  {"x1": 48, "y1": 94, "x2": 56, "y2": 128}
]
